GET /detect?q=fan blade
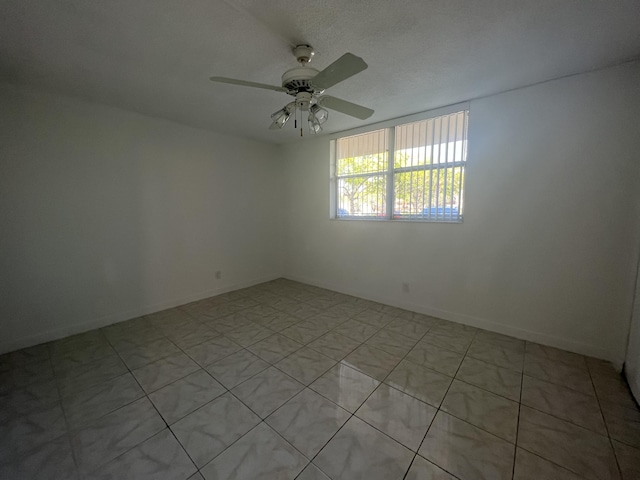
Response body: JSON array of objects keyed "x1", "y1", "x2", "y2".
[
  {"x1": 319, "y1": 95, "x2": 374, "y2": 120},
  {"x1": 311, "y1": 53, "x2": 368, "y2": 90},
  {"x1": 209, "y1": 77, "x2": 286, "y2": 93}
]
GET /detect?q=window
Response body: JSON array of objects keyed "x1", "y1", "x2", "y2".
[{"x1": 332, "y1": 108, "x2": 469, "y2": 222}]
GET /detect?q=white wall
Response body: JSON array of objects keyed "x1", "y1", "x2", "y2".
[
  {"x1": 281, "y1": 61, "x2": 640, "y2": 365},
  {"x1": 0, "y1": 84, "x2": 283, "y2": 354}
]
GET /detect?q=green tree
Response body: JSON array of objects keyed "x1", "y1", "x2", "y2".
[{"x1": 337, "y1": 153, "x2": 387, "y2": 215}]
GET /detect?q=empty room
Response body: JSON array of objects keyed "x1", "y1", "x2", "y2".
[{"x1": 1, "y1": 1, "x2": 640, "y2": 479}]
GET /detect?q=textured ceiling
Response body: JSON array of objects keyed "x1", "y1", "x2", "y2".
[{"x1": 1, "y1": 0, "x2": 640, "y2": 144}]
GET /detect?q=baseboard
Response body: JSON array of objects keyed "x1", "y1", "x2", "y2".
[
  {"x1": 0, "y1": 273, "x2": 282, "y2": 355},
  {"x1": 284, "y1": 274, "x2": 623, "y2": 368}
]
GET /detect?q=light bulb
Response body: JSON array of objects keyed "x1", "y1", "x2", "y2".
[
  {"x1": 308, "y1": 115, "x2": 322, "y2": 134},
  {"x1": 309, "y1": 104, "x2": 328, "y2": 124},
  {"x1": 269, "y1": 103, "x2": 295, "y2": 129}
]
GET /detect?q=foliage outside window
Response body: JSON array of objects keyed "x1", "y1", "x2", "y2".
[{"x1": 333, "y1": 109, "x2": 469, "y2": 222}]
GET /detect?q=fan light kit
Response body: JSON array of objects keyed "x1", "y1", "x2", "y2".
[{"x1": 210, "y1": 44, "x2": 374, "y2": 135}]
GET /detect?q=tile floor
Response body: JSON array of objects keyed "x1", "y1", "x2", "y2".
[{"x1": 1, "y1": 278, "x2": 639, "y2": 480}]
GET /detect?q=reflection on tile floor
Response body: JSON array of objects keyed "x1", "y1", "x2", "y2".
[{"x1": 1, "y1": 279, "x2": 638, "y2": 480}]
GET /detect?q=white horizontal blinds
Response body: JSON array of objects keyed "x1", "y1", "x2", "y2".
[
  {"x1": 393, "y1": 110, "x2": 468, "y2": 222},
  {"x1": 336, "y1": 129, "x2": 388, "y2": 218}
]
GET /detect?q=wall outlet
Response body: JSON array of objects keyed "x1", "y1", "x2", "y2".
[
  {"x1": 402, "y1": 282, "x2": 410, "y2": 293},
  {"x1": 215, "y1": 270, "x2": 222, "y2": 280}
]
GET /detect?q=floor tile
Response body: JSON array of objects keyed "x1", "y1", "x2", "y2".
[
  {"x1": 422, "y1": 331, "x2": 473, "y2": 355},
  {"x1": 356, "y1": 384, "x2": 437, "y2": 451},
  {"x1": 314, "y1": 416, "x2": 414, "y2": 480},
  {"x1": 525, "y1": 342, "x2": 587, "y2": 369},
  {"x1": 306, "y1": 295, "x2": 342, "y2": 310},
  {"x1": 247, "y1": 333, "x2": 303, "y2": 363},
  {"x1": 382, "y1": 317, "x2": 431, "y2": 340},
  {"x1": 132, "y1": 352, "x2": 200, "y2": 394},
  {"x1": 206, "y1": 312, "x2": 254, "y2": 333},
  {"x1": 524, "y1": 354, "x2": 594, "y2": 395},
  {"x1": 70, "y1": 397, "x2": 165, "y2": 473},
  {"x1": 613, "y1": 440, "x2": 640, "y2": 480},
  {"x1": 280, "y1": 320, "x2": 330, "y2": 344},
  {"x1": 308, "y1": 331, "x2": 361, "y2": 361},
  {"x1": 455, "y1": 357, "x2": 522, "y2": 401},
  {"x1": 258, "y1": 312, "x2": 301, "y2": 332},
  {"x1": 430, "y1": 320, "x2": 477, "y2": 336},
  {"x1": 148, "y1": 370, "x2": 226, "y2": 425},
  {"x1": 353, "y1": 309, "x2": 394, "y2": 328},
  {"x1": 513, "y1": 448, "x2": 583, "y2": 480},
  {"x1": 0, "y1": 343, "x2": 49, "y2": 370},
  {"x1": 5, "y1": 280, "x2": 637, "y2": 480},
  {"x1": 200, "y1": 422, "x2": 308, "y2": 480},
  {"x1": 593, "y1": 375, "x2": 639, "y2": 411},
  {"x1": 0, "y1": 379, "x2": 60, "y2": 422},
  {"x1": 521, "y1": 374, "x2": 606, "y2": 434},
  {"x1": 62, "y1": 373, "x2": 144, "y2": 427},
  {"x1": 332, "y1": 319, "x2": 380, "y2": 342},
  {"x1": 0, "y1": 434, "x2": 78, "y2": 480},
  {"x1": 419, "y1": 411, "x2": 515, "y2": 480},
  {"x1": 266, "y1": 388, "x2": 350, "y2": 458},
  {"x1": 115, "y1": 337, "x2": 181, "y2": 370},
  {"x1": 466, "y1": 341, "x2": 524, "y2": 372},
  {"x1": 473, "y1": 331, "x2": 525, "y2": 352},
  {"x1": 324, "y1": 302, "x2": 367, "y2": 319},
  {"x1": 88, "y1": 428, "x2": 196, "y2": 480},
  {"x1": 146, "y1": 307, "x2": 192, "y2": 325},
  {"x1": 385, "y1": 359, "x2": 453, "y2": 407},
  {"x1": 366, "y1": 329, "x2": 417, "y2": 357},
  {"x1": 0, "y1": 403, "x2": 67, "y2": 456},
  {"x1": 406, "y1": 342, "x2": 463, "y2": 377},
  {"x1": 183, "y1": 336, "x2": 242, "y2": 367},
  {"x1": 405, "y1": 455, "x2": 457, "y2": 480},
  {"x1": 517, "y1": 405, "x2": 620, "y2": 480},
  {"x1": 310, "y1": 363, "x2": 380, "y2": 413},
  {"x1": 0, "y1": 359, "x2": 55, "y2": 394},
  {"x1": 205, "y1": 350, "x2": 269, "y2": 389},
  {"x1": 440, "y1": 380, "x2": 519, "y2": 443},
  {"x1": 297, "y1": 463, "x2": 331, "y2": 480},
  {"x1": 279, "y1": 302, "x2": 323, "y2": 320},
  {"x1": 231, "y1": 366, "x2": 304, "y2": 418},
  {"x1": 102, "y1": 316, "x2": 157, "y2": 339},
  {"x1": 309, "y1": 313, "x2": 347, "y2": 330},
  {"x1": 167, "y1": 323, "x2": 221, "y2": 350},
  {"x1": 104, "y1": 324, "x2": 164, "y2": 352},
  {"x1": 600, "y1": 400, "x2": 640, "y2": 449},
  {"x1": 241, "y1": 304, "x2": 280, "y2": 322},
  {"x1": 276, "y1": 347, "x2": 336, "y2": 385},
  {"x1": 224, "y1": 323, "x2": 274, "y2": 347},
  {"x1": 56, "y1": 353, "x2": 128, "y2": 396},
  {"x1": 170, "y1": 392, "x2": 260, "y2": 468},
  {"x1": 342, "y1": 344, "x2": 402, "y2": 381},
  {"x1": 50, "y1": 332, "x2": 114, "y2": 366}
]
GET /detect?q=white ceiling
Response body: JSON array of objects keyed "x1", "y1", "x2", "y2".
[{"x1": 1, "y1": 0, "x2": 639, "y2": 144}]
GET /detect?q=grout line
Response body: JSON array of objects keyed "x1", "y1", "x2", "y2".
[
  {"x1": 47, "y1": 345, "x2": 83, "y2": 473},
  {"x1": 511, "y1": 340, "x2": 526, "y2": 480},
  {"x1": 406, "y1": 327, "x2": 480, "y2": 480},
  {"x1": 585, "y1": 358, "x2": 625, "y2": 480}
]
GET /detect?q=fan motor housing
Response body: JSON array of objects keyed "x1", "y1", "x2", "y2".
[{"x1": 281, "y1": 67, "x2": 321, "y2": 95}]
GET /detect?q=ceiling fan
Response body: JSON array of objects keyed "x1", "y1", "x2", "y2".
[{"x1": 210, "y1": 45, "x2": 374, "y2": 135}]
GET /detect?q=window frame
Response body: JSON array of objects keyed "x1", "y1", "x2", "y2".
[{"x1": 330, "y1": 102, "x2": 470, "y2": 223}]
